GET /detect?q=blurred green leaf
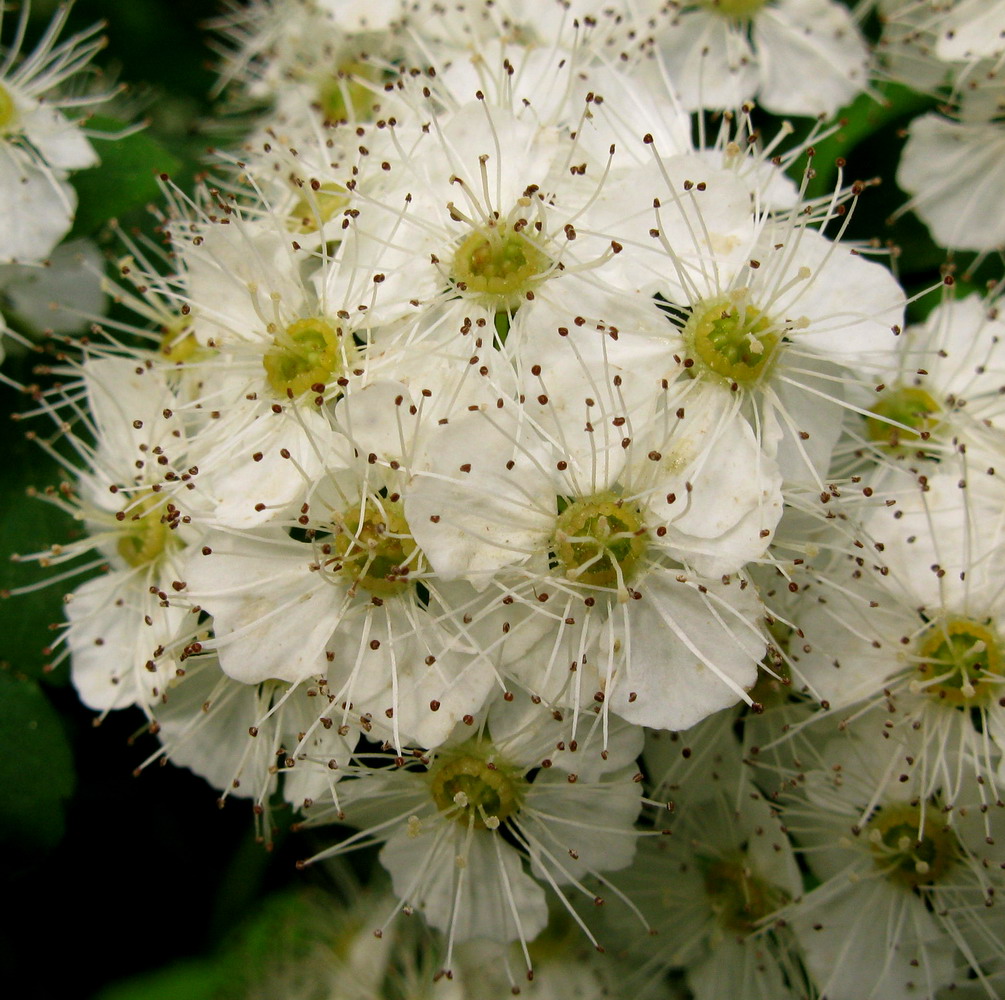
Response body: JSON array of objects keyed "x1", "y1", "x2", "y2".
[
  {"x1": 96, "y1": 958, "x2": 227, "y2": 1000},
  {"x1": 69, "y1": 116, "x2": 183, "y2": 238},
  {"x1": 0, "y1": 671, "x2": 75, "y2": 857},
  {"x1": 0, "y1": 401, "x2": 78, "y2": 683}
]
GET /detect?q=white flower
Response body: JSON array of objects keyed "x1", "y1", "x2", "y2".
[
  {"x1": 405, "y1": 367, "x2": 777, "y2": 730},
  {"x1": 898, "y1": 113, "x2": 1005, "y2": 252},
  {"x1": 0, "y1": 3, "x2": 108, "y2": 262},
  {"x1": 621, "y1": 150, "x2": 906, "y2": 484},
  {"x1": 794, "y1": 465, "x2": 1005, "y2": 804},
  {"x1": 300, "y1": 691, "x2": 644, "y2": 970},
  {"x1": 19, "y1": 357, "x2": 205, "y2": 712},
  {"x1": 183, "y1": 453, "x2": 501, "y2": 751},
  {"x1": 0, "y1": 237, "x2": 106, "y2": 333},
  {"x1": 653, "y1": 0, "x2": 870, "y2": 117},
  {"x1": 606, "y1": 716, "x2": 807, "y2": 1000},
  {"x1": 779, "y1": 729, "x2": 1005, "y2": 999},
  {"x1": 846, "y1": 290, "x2": 1005, "y2": 463},
  {"x1": 150, "y1": 652, "x2": 355, "y2": 813}
]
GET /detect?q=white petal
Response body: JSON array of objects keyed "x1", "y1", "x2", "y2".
[
  {"x1": 186, "y1": 531, "x2": 333, "y2": 683},
  {"x1": 0, "y1": 158, "x2": 75, "y2": 263},
  {"x1": 607, "y1": 572, "x2": 764, "y2": 730},
  {"x1": 791, "y1": 880, "x2": 956, "y2": 1000},
  {"x1": 0, "y1": 238, "x2": 106, "y2": 332},
  {"x1": 22, "y1": 104, "x2": 99, "y2": 171},
  {"x1": 754, "y1": 0, "x2": 869, "y2": 117},
  {"x1": 658, "y1": 10, "x2": 758, "y2": 111},
  {"x1": 898, "y1": 115, "x2": 1005, "y2": 252},
  {"x1": 380, "y1": 824, "x2": 548, "y2": 944},
  {"x1": 406, "y1": 408, "x2": 555, "y2": 585}
]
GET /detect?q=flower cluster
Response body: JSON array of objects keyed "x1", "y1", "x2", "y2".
[{"x1": 11, "y1": 1, "x2": 1005, "y2": 997}]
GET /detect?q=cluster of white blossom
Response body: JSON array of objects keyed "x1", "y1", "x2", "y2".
[{"x1": 16, "y1": 1, "x2": 1005, "y2": 998}]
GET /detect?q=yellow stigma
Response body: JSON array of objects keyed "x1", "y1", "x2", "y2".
[
  {"x1": 867, "y1": 386, "x2": 942, "y2": 449},
  {"x1": 0, "y1": 84, "x2": 16, "y2": 131},
  {"x1": 116, "y1": 491, "x2": 174, "y2": 568},
  {"x1": 263, "y1": 317, "x2": 346, "y2": 399},
  {"x1": 428, "y1": 740, "x2": 524, "y2": 829},
  {"x1": 702, "y1": 855, "x2": 788, "y2": 932},
  {"x1": 333, "y1": 499, "x2": 423, "y2": 597},
  {"x1": 683, "y1": 291, "x2": 780, "y2": 385},
  {"x1": 552, "y1": 492, "x2": 648, "y2": 592},
  {"x1": 450, "y1": 220, "x2": 551, "y2": 309},
  {"x1": 866, "y1": 803, "x2": 957, "y2": 889},
  {"x1": 701, "y1": 0, "x2": 767, "y2": 20},
  {"x1": 914, "y1": 617, "x2": 1003, "y2": 706}
]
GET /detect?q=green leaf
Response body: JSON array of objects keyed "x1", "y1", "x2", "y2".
[
  {"x1": 799, "y1": 84, "x2": 935, "y2": 201},
  {"x1": 0, "y1": 413, "x2": 79, "y2": 683},
  {"x1": 69, "y1": 116, "x2": 183, "y2": 238},
  {"x1": 95, "y1": 959, "x2": 227, "y2": 1000},
  {"x1": 0, "y1": 670, "x2": 75, "y2": 858}
]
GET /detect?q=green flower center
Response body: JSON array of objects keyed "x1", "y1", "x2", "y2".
[
  {"x1": 682, "y1": 292, "x2": 780, "y2": 385},
  {"x1": 914, "y1": 617, "x2": 1003, "y2": 706},
  {"x1": 159, "y1": 320, "x2": 199, "y2": 364},
  {"x1": 428, "y1": 741, "x2": 524, "y2": 829},
  {"x1": 867, "y1": 386, "x2": 942, "y2": 449},
  {"x1": 702, "y1": 855, "x2": 788, "y2": 933},
  {"x1": 866, "y1": 804, "x2": 957, "y2": 889},
  {"x1": 116, "y1": 491, "x2": 174, "y2": 568},
  {"x1": 700, "y1": 0, "x2": 767, "y2": 20},
  {"x1": 333, "y1": 499, "x2": 423, "y2": 597},
  {"x1": 263, "y1": 317, "x2": 346, "y2": 399},
  {"x1": 450, "y1": 221, "x2": 551, "y2": 309},
  {"x1": 317, "y1": 61, "x2": 380, "y2": 123},
  {"x1": 287, "y1": 183, "x2": 347, "y2": 235},
  {"x1": 0, "y1": 84, "x2": 16, "y2": 131},
  {"x1": 552, "y1": 492, "x2": 648, "y2": 591}
]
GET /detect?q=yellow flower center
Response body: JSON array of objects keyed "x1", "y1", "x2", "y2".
[
  {"x1": 702, "y1": 855, "x2": 788, "y2": 932},
  {"x1": 867, "y1": 386, "x2": 942, "y2": 449},
  {"x1": 116, "y1": 491, "x2": 175, "y2": 568},
  {"x1": 552, "y1": 492, "x2": 648, "y2": 591},
  {"x1": 450, "y1": 220, "x2": 551, "y2": 310},
  {"x1": 159, "y1": 321, "x2": 200, "y2": 364},
  {"x1": 429, "y1": 741, "x2": 524, "y2": 829},
  {"x1": 914, "y1": 617, "x2": 1003, "y2": 706},
  {"x1": 287, "y1": 183, "x2": 347, "y2": 235},
  {"x1": 866, "y1": 803, "x2": 957, "y2": 889},
  {"x1": 0, "y1": 84, "x2": 16, "y2": 131},
  {"x1": 316, "y1": 61, "x2": 381, "y2": 123},
  {"x1": 683, "y1": 291, "x2": 780, "y2": 385},
  {"x1": 262, "y1": 317, "x2": 346, "y2": 399},
  {"x1": 700, "y1": 0, "x2": 767, "y2": 20},
  {"x1": 332, "y1": 499, "x2": 423, "y2": 597}
]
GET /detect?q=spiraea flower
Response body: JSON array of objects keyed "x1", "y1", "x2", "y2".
[
  {"x1": 778, "y1": 728, "x2": 1005, "y2": 1000},
  {"x1": 298, "y1": 691, "x2": 645, "y2": 972},
  {"x1": 621, "y1": 145, "x2": 906, "y2": 485},
  {"x1": 17, "y1": 356, "x2": 205, "y2": 712},
  {"x1": 404, "y1": 365, "x2": 778, "y2": 731},
  {"x1": 793, "y1": 462, "x2": 1005, "y2": 806},
  {"x1": 604, "y1": 715, "x2": 809, "y2": 1000},
  {"x1": 0, "y1": 2, "x2": 112, "y2": 262},
  {"x1": 183, "y1": 445, "x2": 502, "y2": 752},
  {"x1": 893, "y1": 17, "x2": 1005, "y2": 252},
  {"x1": 649, "y1": 0, "x2": 871, "y2": 117}
]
